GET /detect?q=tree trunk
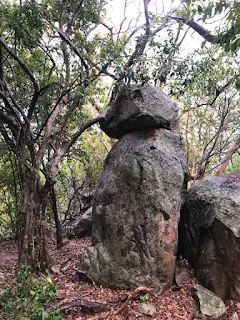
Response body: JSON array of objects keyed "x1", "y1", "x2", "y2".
[
  {"x1": 217, "y1": 138, "x2": 240, "y2": 176},
  {"x1": 18, "y1": 172, "x2": 51, "y2": 271},
  {"x1": 50, "y1": 187, "x2": 63, "y2": 248}
]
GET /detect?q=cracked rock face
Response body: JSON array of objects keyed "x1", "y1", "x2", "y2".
[
  {"x1": 99, "y1": 84, "x2": 179, "y2": 139},
  {"x1": 79, "y1": 128, "x2": 188, "y2": 290},
  {"x1": 179, "y1": 173, "x2": 240, "y2": 300}
]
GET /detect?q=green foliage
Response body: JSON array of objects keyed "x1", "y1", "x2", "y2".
[
  {"x1": 0, "y1": 145, "x2": 20, "y2": 236},
  {"x1": 177, "y1": 46, "x2": 240, "y2": 177},
  {"x1": 0, "y1": 0, "x2": 44, "y2": 48},
  {"x1": 181, "y1": 0, "x2": 240, "y2": 52},
  {"x1": 0, "y1": 266, "x2": 60, "y2": 320},
  {"x1": 139, "y1": 293, "x2": 149, "y2": 302},
  {"x1": 54, "y1": 126, "x2": 110, "y2": 219}
]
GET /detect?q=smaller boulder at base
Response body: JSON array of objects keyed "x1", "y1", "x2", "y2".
[
  {"x1": 138, "y1": 303, "x2": 157, "y2": 317},
  {"x1": 100, "y1": 84, "x2": 179, "y2": 138},
  {"x1": 179, "y1": 172, "x2": 240, "y2": 301},
  {"x1": 192, "y1": 284, "x2": 226, "y2": 319}
]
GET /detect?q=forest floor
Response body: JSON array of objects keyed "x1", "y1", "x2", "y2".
[{"x1": 0, "y1": 238, "x2": 239, "y2": 320}]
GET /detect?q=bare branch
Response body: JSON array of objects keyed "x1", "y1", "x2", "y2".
[
  {"x1": 117, "y1": 0, "x2": 128, "y2": 41},
  {"x1": 196, "y1": 74, "x2": 239, "y2": 107},
  {"x1": 100, "y1": 22, "x2": 113, "y2": 39},
  {"x1": 151, "y1": 6, "x2": 180, "y2": 37},
  {"x1": 66, "y1": 114, "x2": 103, "y2": 152},
  {"x1": 35, "y1": 92, "x2": 68, "y2": 166},
  {"x1": 143, "y1": 0, "x2": 151, "y2": 35},
  {"x1": 125, "y1": 24, "x2": 145, "y2": 43},
  {"x1": 122, "y1": 0, "x2": 151, "y2": 72},
  {"x1": 45, "y1": 113, "x2": 104, "y2": 183},
  {"x1": 58, "y1": 29, "x2": 117, "y2": 80},
  {"x1": 34, "y1": 79, "x2": 80, "y2": 142},
  {"x1": 217, "y1": 137, "x2": 240, "y2": 176},
  {"x1": 174, "y1": 17, "x2": 218, "y2": 43}
]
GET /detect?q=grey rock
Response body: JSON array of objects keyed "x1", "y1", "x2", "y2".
[
  {"x1": 175, "y1": 261, "x2": 193, "y2": 286},
  {"x1": 138, "y1": 303, "x2": 157, "y2": 317},
  {"x1": 193, "y1": 284, "x2": 226, "y2": 319},
  {"x1": 64, "y1": 207, "x2": 92, "y2": 238},
  {"x1": 179, "y1": 172, "x2": 240, "y2": 300},
  {"x1": 79, "y1": 128, "x2": 188, "y2": 290},
  {"x1": 100, "y1": 84, "x2": 179, "y2": 138}
]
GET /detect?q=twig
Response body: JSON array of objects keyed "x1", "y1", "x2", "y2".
[
  {"x1": 114, "y1": 286, "x2": 154, "y2": 315},
  {"x1": 85, "y1": 287, "x2": 155, "y2": 320}
]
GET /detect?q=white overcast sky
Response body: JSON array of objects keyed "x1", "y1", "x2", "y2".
[{"x1": 104, "y1": 0, "x2": 212, "y2": 56}]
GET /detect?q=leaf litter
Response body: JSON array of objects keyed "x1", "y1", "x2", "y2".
[{"x1": 0, "y1": 237, "x2": 239, "y2": 319}]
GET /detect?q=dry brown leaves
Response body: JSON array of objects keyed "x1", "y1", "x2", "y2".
[{"x1": 0, "y1": 237, "x2": 240, "y2": 320}]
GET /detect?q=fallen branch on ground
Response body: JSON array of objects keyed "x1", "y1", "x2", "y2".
[
  {"x1": 59, "y1": 297, "x2": 110, "y2": 314},
  {"x1": 83, "y1": 286, "x2": 155, "y2": 320}
]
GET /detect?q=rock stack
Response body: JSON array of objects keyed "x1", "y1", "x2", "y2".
[{"x1": 79, "y1": 84, "x2": 188, "y2": 290}]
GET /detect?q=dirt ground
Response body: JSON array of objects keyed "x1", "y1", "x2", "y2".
[{"x1": 0, "y1": 238, "x2": 239, "y2": 319}]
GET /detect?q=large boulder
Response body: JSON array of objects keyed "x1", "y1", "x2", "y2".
[
  {"x1": 179, "y1": 172, "x2": 240, "y2": 300},
  {"x1": 100, "y1": 84, "x2": 179, "y2": 139},
  {"x1": 79, "y1": 128, "x2": 188, "y2": 290}
]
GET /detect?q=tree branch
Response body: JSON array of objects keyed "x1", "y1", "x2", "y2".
[
  {"x1": 0, "y1": 37, "x2": 41, "y2": 120},
  {"x1": 57, "y1": 29, "x2": 90, "y2": 78},
  {"x1": 0, "y1": 38, "x2": 40, "y2": 92},
  {"x1": 0, "y1": 109, "x2": 19, "y2": 137},
  {"x1": 0, "y1": 120, "x2": 16, "y2": 152},
  {"x1": 68, "y1": 0, "x2": 86, "y2": 31},
  {"x1": 195, "y1": 74, "x2": 239, "y2": 107},
  {"x1": 172, "y1": 17, "x2": 218, "y2": 44},
  {"x1": 66, "y1": 114, "x2": 103, "y2": 152},
  {"x1": 0, "y1": 89, "x2": 22, "y2": 126},
  {"x1": 122, "y1": 0, "x2": 151, "y2": 72},
  {"x1": 217, "y1": 137, "x2": 240, "y2": 176},
  {"x1": 44, "y1": 113, "x2": 104, "y2": 185}
]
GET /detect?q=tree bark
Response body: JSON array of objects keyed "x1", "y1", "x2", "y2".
[
  {"x1": 50, "y1": 187, "x2": 63, "y2": 248},
  {"x1": 18, "y1": 171, "x2": 51, "y2": 271},
  {"x1": 217, "y1": 138, "x2": 240, "y2": 176}
]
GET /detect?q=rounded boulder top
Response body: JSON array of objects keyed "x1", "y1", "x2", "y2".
[{"x1": 100, "y1": 84, "x2": 179, "y2": 139}]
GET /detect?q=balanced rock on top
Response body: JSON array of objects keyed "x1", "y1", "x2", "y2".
[{"x1": 100, "y1": 83, "x2": 179, "y2": 139}]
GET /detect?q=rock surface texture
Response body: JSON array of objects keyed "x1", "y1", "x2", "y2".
[
  {"x1": 179, "y1": 172, "x2": 240, "y2": 301},
  {"x1": 192, "y1": 284, "x2": 226, "y2": 319},
  {"x1": 80, "y1": 85, "x2": 188, "y2": 291},
  {"x1": 63, "y1": 207, "x2": 93, "y2": 238},
  {"x1": 100, "y1": 84, "x2": 179, "y2": 139}
]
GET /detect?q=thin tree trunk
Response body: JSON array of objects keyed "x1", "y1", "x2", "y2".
[
  {"x1": 217, "y1": 138, "x2": 240, "y2": 176},
  {"x1": 18, "y1": 172, "x2": 51, "y2": 271},
  {"x1": 50, "y1": 187, "x2": 63, "y2": 248}
]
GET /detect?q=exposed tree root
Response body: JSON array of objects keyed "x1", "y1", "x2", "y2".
[{"x1": 84, "y1": 286, "x2": 155, "y2": 320}]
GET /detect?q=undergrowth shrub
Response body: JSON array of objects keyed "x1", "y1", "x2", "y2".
[{"x1": 0, "y1": 265, "x2": 61, "y2": 320}]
